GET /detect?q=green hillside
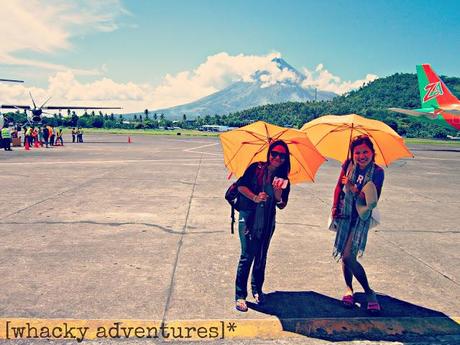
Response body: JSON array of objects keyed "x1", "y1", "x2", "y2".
[
  {"x1": 4, "y1": 73, "x2": 460, "y2": 139},
  {"x1": 219, "y1": 73, "x2": 460, "y2": 138}
]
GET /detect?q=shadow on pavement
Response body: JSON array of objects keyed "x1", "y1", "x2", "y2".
[{"x1": 248, "y1": 291, "x2": 460, "y2": 342}]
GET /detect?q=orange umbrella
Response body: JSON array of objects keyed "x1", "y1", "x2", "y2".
[
  {"x1": 301, "y1": 114, "x2": 413, "y2": 166},
  {"x1": 220, "y1": 121, "x2": 326, "y2": 184}
]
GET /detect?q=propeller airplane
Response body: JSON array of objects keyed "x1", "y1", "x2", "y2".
[{"x1": 1, "y1": 92, "x2": 122, "y2": 124}]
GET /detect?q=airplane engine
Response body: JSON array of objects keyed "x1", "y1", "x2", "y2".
[{"x1": 31, "y1": 114, "x2": 42, "y2": 123}]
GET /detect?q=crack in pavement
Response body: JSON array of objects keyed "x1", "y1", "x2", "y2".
[
  {"x1": 0, "y1": 167, "x2": 124, "y2": 221},
  {"x1": 0, "y1": 220, "x2": 223, "y2": 235},
  {"x1": 375, "y1": 229, "x2": 460, "y2": 234},
  {"x1": 376, "y1": 233, "x2": 459, "y2": 286},
  {"x1": 161, "y1": 153, "x2": 203, "y2": 326}
]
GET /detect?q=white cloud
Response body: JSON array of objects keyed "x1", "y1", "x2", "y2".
[
  {"x1": 150, "y1": 52, "x2": 303, "y2": 107},
  {"x1": 301, "y1": 64, "x2": 377, "y2": 94},
  {"x1": 0, "y1": 0, "x2": 127, "y2": 75},
  {"x1": 1, "y1": 53, "x2": 379, "y2": 115},
  {"x1": 0, "y1": 71, "x2": 152, "y2": 114},
  {"x1": 258, "y1": 67, "x2": 300, "y2": 88}
]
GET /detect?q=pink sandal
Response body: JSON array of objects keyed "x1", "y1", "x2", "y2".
[
  {"x1": 235, "y1": 299, "x2": 248, "y2": 312},
  {"x1": 367, "y1": 301, "x2": 381, "y2": 313},
  {"x1": 341, "y1": 294, "x2": 354, "y2": 308}
]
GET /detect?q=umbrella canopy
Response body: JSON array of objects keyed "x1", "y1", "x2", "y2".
[
  {"x1": 220, "y1": 121, "x2": 326, "y2": 184},
  {"x1": 301, "y1": 114, "x2": 413, "y2": 166}
]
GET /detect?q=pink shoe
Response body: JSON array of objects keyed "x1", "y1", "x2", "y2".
[
  {"x1": 367, "y1": 301, "x2": 381, "y2": 313},
  {"x1": 235, "y1": 299, "x2": 248, "y2": 312},
  {"x1": 341, "y1": 294, "x2": 354, "y2": 308}
]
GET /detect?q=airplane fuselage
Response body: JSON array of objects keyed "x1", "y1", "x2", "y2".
[{"x1": 438, "y1": 110, "x2": 460, "y2": 130}]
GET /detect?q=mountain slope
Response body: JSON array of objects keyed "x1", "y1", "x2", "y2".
[
  {"x1": 147, "y1": 58, "x2": 337, "y2": 120},
  {"x1": 218, "y1": 73, "x2": 460, "y2": 137}
]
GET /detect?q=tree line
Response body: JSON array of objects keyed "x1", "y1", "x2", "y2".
[{"x1": 4, "y1": 73, "x2": 460, "y2": 138}]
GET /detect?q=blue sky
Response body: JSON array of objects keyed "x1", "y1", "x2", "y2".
[{"x1": 1, "y1": 0, "x2": 459, "y2": 113}]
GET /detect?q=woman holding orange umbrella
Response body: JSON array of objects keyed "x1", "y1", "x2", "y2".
[
  {"x1": 220, "y1": 121, "x2": 326, "y2": 312},
  {"x1": 302, "y1": 114, "x2": 413, "y2": 313},
  {"x1": 331, "y1": 135, "x2": 384, "y2": 313},
  {"x1": 234, "y1": 140, "x2": 291, "y2": 312}
]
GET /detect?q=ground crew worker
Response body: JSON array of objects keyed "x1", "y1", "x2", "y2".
[
  {"x1": 1, "y1": 126, "x2": 12, "y2": 151},
  {"x1": 25, "y1": 126, "x2": 33, "y2": 147},
  {"x1": 23, "y1": 126, "x2": 27, "y2": 146},
  {"x1": 38, "y1": 127, "x2": 44, "y2": 145},
  {"x1": 56, "y1": 127, "x2": 64, "y2": 146},
  {"x1": 42, "y1": 126, "x2": 49, "y2": 148},
  {"x1": 77, "y1": 127, "x2": 84, "y2": 143},
  {"x1": 32, "y1": 127, "x2": 38, "y2": 145},
  {"x1": 49, "y1": 125, "x2": 56, "y2": 146}
]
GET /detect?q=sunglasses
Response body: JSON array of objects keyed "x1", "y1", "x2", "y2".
[{"x1": 270, "y1": 151, "x2": 287, "y2": 160}]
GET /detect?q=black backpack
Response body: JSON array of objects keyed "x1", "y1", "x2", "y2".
[{"x1": 225, "y1": 181, "x2": 240, "y2": 234}]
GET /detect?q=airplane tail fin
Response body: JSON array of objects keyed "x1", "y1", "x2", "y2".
[{"x1": 416, "y1": 64, "x2": 458, "y2": 108}]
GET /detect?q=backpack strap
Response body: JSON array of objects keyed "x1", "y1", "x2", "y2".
[{"x1": 230, "y1": 205, "x2": 235, "y2": 234}]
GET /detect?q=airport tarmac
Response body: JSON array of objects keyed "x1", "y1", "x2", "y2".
[{"x1": 0, "y1": 133, "x2": 459, "y2": 344}]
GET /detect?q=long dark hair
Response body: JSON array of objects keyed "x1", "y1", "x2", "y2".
[
  {"x1": 349, "y1": 135, "x2": 376, "y2": 163},
  {"x1": 266, "y1": 140, "x2": 291, "y2": 179}
]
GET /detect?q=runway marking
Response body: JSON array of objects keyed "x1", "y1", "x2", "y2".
[
  {"x1": 183, "y1": 142, "x2": 220, "y2": 156},
  {"x1": 167, "y1": 139, "x2": 216, "y2": 144}
]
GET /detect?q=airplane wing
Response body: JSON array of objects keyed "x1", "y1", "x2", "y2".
[
  {"x1": 0, "y1": 78, "x2": 24, "y2": 83},
  {"x1": 1, "y1": 104, "x2": 31, "y2": 110},
  {"x1": 388, "y1": 107, "x2": 436, "y2": 117}
]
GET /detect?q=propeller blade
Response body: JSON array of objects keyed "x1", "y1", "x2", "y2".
[
  {"x1": 29, "y1": 91, "x2": 37, "y2": 109},
  {"x1": 0, "y1": 78, "x2": 24, "y2": 83},
  {"x1": 40, "y1": 96, "x2": 52, "y2": 109}
]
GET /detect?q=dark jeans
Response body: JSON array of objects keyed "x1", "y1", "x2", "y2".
[
  {"x1": 235, "y1": 210, "x2": 274, "y2": 300},
  {"x1": 3, "y1": 138, "x2": 11, "y2": 150}
]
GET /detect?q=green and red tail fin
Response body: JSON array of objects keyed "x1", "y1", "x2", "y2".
[{"x1": 416, "y1": 64, "x2": 458, "y2": 108}]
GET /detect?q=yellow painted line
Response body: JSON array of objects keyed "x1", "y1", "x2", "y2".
[
  {"x1": 0, "y1": 317, "x2": 459, "y2": 342},
  {"x1": 0, "y1": 318, "x2": 296, "y2": 341}
]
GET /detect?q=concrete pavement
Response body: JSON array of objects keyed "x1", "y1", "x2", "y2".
[{"x1": 0, "y1": 134, "x2": 458, "y2": 344}]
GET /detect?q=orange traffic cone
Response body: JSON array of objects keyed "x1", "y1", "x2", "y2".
[
  {"x1": 128, "y1": 136, "x2": 131, "y2": 143},
  {"x1": 25, "y1": 140, "x2": 30, "y2": 150}
]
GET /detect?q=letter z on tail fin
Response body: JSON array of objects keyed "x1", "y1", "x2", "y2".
[{"x1": 416, "y1": 64, "x2": 459, "y2": 108}]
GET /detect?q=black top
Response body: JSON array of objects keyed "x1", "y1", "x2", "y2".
[{"x1": 237, "y1": 162, "x2": 291, "y2": 211}]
